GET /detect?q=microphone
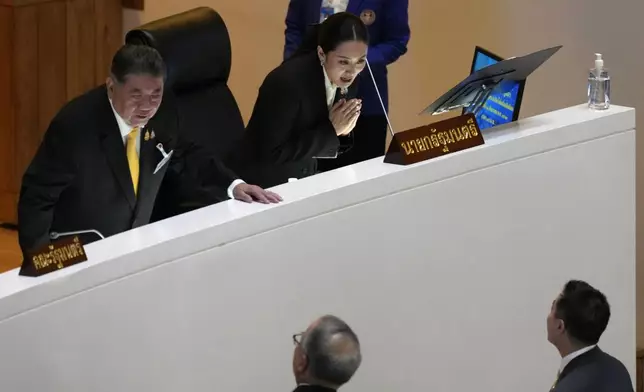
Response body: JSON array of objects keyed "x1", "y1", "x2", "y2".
[
  {"x1": 50, "y1": 229, "x2": 105, "y2": 241},
  {"x1": 364, "y1": 59, "x2": 396, "y2": 138}
]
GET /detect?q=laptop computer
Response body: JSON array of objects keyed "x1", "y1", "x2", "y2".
[{"x1": 463, "y1": 46, "x2": 526, "y2": 131}]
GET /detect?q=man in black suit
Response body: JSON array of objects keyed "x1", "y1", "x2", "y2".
[
  {"x1": 18, "y1": 44, "x2": 281, "y2": 258},
  {"x1": 291, "y1": 315, "x2": 362, "y2": 392},
  {"x1": 547, "y1": 280, "x2": 633, "y2": 392}
]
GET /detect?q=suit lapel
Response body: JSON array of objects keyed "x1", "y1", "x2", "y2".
[
  {"x1": 333, "y1": 88, "x2": 343, "y2": 105},
  {"x1": 133, "y1": 128, "x2": 158, "y2": 217},
  {"x1": 98, "y1": 95, "x2": 137, "y2": 210},
  {"x1": 333, "y1": 83, "x2": 358, "y2": 105},
  {"x1": 310, "y1": 55, "x2": 331, "y2": 114}
]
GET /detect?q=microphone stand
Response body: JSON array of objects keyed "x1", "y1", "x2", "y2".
[
  {"x1": 50, "y1": 229, "x2": 105, "y2": 241},
  {"x1": 365, "y1": 59, "x2": 396, "y2": 138}
]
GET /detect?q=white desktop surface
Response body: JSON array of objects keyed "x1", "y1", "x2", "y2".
[
  {"x1": 0, "y1": 104, "x2": 635, "y2": 392},
  {"x1": 0, "y1": 104, "x2": 634, "y2": 323}
]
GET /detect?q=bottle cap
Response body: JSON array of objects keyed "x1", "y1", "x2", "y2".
[{"x1": 594, "y1": 53, "x2": 603, "y2": 71}]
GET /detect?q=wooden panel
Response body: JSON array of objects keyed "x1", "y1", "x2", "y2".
[
  {"x1": 12, "y1": 6, "x2": 38, "y2": 195},
  {"x1": 0, "y1": 0, "x2": 121, "y2": 224},
  {"x1": 121, "y1": 0, "x2": 142, "y2": 11},
  {"x1": 66, "y1": 0, "x2": 96, "y2": 99},
  {"x1": 37, "y1": 1, "x2": 67, "y2": 136},
  {"x1": 95, "y1": 0, "x2": 123, "y2": 84},
  {"x1": 0, "y1": 6, "x2": 15, "y2": 200},
  {"x1": 0, "y1": 193, "x2": 17, "y2": 224},
  {"x1": 0, "y1": 228, "x2": 21, "y2": 274},
  {"x1": 0, "y1": 0, "x2": 58, "y2": 6}
]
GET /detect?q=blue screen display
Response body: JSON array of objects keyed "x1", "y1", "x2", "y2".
[{"x1": 470, "y1": 51, "x2": 521, "y2": 130}]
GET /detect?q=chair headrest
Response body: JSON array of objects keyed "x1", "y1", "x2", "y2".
[{"x1": 125, "y1": 7, "x2": 231, "y2": 92}]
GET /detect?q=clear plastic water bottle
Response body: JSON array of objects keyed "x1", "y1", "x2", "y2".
[{"x1": 588, "y1": 53, "x2": 610, "y2": 110}]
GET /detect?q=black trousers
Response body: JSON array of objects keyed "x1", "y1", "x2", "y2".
[{"x1": 317, "y1": 115, "x2": 388, "y2": 172}]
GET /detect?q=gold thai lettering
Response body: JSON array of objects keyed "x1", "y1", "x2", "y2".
[
  {"x1": 32, "y1": 242, "x2": 85, "y2": 270},
  {"x1": 430, "y1": 134, "x2": 439, "y2": 147},
  {"x1": 437, "y1": 133, "x2": 446, "y2": 145},
  {"x1": 459, "y1": 126, "x2": 471, "y2": 139},
  {"x1": 422, "y1": 136, "x2": 432, "y2": 150},
  {"x1": 33, "y1": 255, "x2": 43, "y2": 270},
  {"x1": 415, "y1": 138, "x2": 427, "y2": 151},
  {"x1": 402, "y1": 136, "x2": 440, "y2": 155},
  {"x1": 410, "y1": 139, "x2": 419, "y2": 152},
  {"x1": 434, "y1": 132, "x2": 449, "y2": 152},
  {"x1": 401, "y1": 142, "x2": 414, "y2": 155},
  {"x1": 450, "y1": 128, "x2": 463, "y2": 141}
]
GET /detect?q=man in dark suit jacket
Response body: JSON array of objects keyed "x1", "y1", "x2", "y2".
[
  {"x1": 291, "y1": 315, "x2": 362, "y2": 392},
  {"x1": 18, "y1": 44, "x2": 280, "y2": 259},
  {"x1": 284, "y1": 0, "x2": 410, "y2": 170},
  {"x1": 547, "y1": 280, "x2": 633, "y2": 392}
]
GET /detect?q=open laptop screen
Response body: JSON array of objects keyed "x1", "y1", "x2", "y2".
[{"x1": 464, "y1": 46, "x2": 525, "y2": 131}]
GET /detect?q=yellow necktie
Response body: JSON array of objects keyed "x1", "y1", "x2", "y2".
[{"x1": 126, "y1": 127, "x2": 139, "y2": 196}]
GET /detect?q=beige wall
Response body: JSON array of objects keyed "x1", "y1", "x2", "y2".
[{"x1": 124, "y1": 0, "x2": 644, "y2": 345}]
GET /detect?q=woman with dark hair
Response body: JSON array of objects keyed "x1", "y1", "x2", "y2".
[
  {"x1": 227, "y1": 12, "x2": 369, "y2": 188},
  {"x1": 284, "y1": 0, "x2": 410, "y2": 172}
]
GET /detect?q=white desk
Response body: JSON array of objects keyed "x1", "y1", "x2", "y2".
[{"x1": 0, "y1": 105, "x2": 636, "y2": 392}]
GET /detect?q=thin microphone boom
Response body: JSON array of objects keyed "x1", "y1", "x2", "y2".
[
  {"x1": 50, "y1": 229, "x2": 105, "y2": 240},
  {"x1": 365, "y1": 59, "x2": 395, "y2": 138}
]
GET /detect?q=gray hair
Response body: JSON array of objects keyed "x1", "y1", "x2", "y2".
[{"x1": 302, "y1": 315, "x2": 362, "y2": 387}]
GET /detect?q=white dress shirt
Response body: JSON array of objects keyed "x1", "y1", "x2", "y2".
[
  {"x1": 322, "y1": 66, "x2": 338, "y2": 109},
  {"x1": 109, "y1": 100, "x2": 242, "y2": 199},
  {"x1": 110, "y1": 101, "x2": 142, "y2": 156},
  {"x1": 559, "y1": 344, "x2": 596, "y2": 374},
  {"x1": 320, "y1": 0, "x2": 349, "y2": 21}
]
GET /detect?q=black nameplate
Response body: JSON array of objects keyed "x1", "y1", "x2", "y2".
[
  {"x1": 384, "y1": 113, "x2": 484, "y2": 165},
  {"x1": 19, "y1": 236, "x2": 88, "y2": 277}
]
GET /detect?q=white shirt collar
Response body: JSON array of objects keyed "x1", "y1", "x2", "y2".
[
  {"x1": 109, "y1": 98, "x2": 144, "y2": 138},
  {"x1": 322, "y1": 65, "x2": 337, "y2": 107},
  {"x1": 559, "y1": 345, "x2": 596, "y2": 374},
  {"x1": 322, "y1": 65, "x2": 336, "y2": 92}
]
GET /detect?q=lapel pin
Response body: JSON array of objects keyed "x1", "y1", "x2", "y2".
[
  {"x1": 144, "y1": 130, "x2": 150, "y2": 141},
  {"x1": 150, "y1": 130, "x2": 155, "y2": 139}
]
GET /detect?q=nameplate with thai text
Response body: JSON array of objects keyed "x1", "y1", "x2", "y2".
[
  {"x1": 384, "y1": 114, "x2": 484, "y2": 165},
  {"x1": 19, "y1": 236, "x2": 88, "y2": 277}
]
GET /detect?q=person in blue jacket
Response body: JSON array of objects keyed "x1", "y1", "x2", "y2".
[{"x1": 284, "y1": 0, "x2": 410, "y2": 171}]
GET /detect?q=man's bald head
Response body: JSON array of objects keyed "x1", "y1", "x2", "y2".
[{"x1": 294, "y1": 315, "x2": 362, "y2": 388}]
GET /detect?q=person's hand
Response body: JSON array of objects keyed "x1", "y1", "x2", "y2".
[
  {"x1": 232, "y1": 183, "x2": 282, "y2": 204},
  {"x1": 346, "y1": 105, "x2": 360, "y2": 134},
  {"x1": 329, "y1": 98, "x2": 361, "y2": 136}
]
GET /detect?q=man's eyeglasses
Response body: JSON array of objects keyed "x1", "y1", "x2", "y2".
[{"x1": 293, "y1": 332, "x2": 304, "y2": 345}]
